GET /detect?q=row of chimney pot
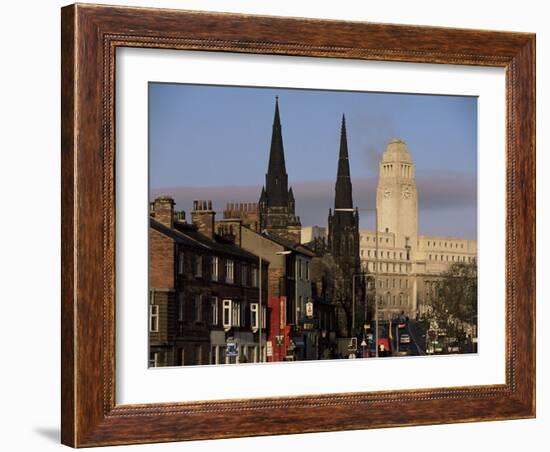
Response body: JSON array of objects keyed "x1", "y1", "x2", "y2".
[
  {"x1": 224, "y1": 202, "x2": 259, "y2": 213},
  {"x1": 152, "y1": 197, "x2": 217, "y2": 239}
]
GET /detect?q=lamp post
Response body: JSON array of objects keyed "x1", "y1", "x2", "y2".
[
  {"x1": 276, "y1": 249, "x2": 299, "y2": 360},
  {"x1": 275, "y1": 250, "x2": 297, "y2": 323},
  {"x1": 258, "y1": 254, "x2": 262, "y2": 362},
  {"x1": 352, "y1": 272, "x2": 369, "y2": 336}
]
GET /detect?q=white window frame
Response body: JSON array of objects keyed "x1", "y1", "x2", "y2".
[
  {"x1": 211, "y1": 256, "x2": 218, "y2": 281},
  {"x1": 196, "y1": 345, "x2": 203, "y2": 366},
  {"x1": 250, "y1": 303, "x2": 259, "y2": 331},
  {"x1": 211, "y1": 296, "x2": 219, "y2": 326},
  {"x1": 194, "y1": 255, "x2": 203, "y2": 277},
  {"x1": 194, "y1": 294, "x2": 202, "y2": 323},
  {"x1": 149, "y1": 352, "x2": 159, "y2": 368},
  {"x1": 226, "y1": 259, "x2": 234, "y2": 283},
  {"x1": 149, "y1": 304, "x2": 159, "y2": 332},
  {"x1": 232, "y1": 301, "x2": 241, "y2": 327},
  {"x1": 222, "y1": 299, "x2": 232, "y2": 329},
  {"x1": 252, "y1": 266, "x2": 258, "y2": 288}
]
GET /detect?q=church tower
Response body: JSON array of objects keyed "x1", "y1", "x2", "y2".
[
  {"x1": 328, "y1": 115, "x2": 360, "y2": 264},
  {"x1": 259, "y1": 97, "x2": 301, "y2": 242},
  {"x1": 328, "y1": 115, "x2": 361, "y2": 336},
  {"x1": 376, "y1": 138, "x2": 418, "y2": 251}
]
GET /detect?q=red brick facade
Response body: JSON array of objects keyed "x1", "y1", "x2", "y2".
[{"x1": 149, "y1": 228, "x2": 174, "y2": 289}]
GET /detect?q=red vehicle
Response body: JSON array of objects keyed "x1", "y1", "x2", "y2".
[{"x1": 377, "y1": 338, "x2": 390, "y2": 357}]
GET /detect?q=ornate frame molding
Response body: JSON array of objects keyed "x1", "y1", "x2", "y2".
[{"x1": 61, "y1": 4, "x2": 535, "y2": 447}]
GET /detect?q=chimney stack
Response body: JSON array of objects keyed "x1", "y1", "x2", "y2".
[
  {"x1": 216, "y1": 220, "x2": 242, "y2": 246},
  {"x1": 191, "y1": 200, "x2": 216, "y2": 239},
  {"x1": 152, "y1": 196, "x2": 175, "y2": 229}
]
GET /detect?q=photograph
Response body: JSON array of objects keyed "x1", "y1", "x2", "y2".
[
  {"x1": 54, "y1": 2, "x2": 537, "y2": 447},
  {"x1": 148, "y1": 83, "x2": 478, "y2": 367}
]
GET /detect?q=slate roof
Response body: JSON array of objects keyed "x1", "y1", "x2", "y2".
[
  {"x1": 174, "y1": 223, "x2": 259, "y2": 262},
  {"x1": 150, "y1": 218, "x2": 207, "y2": 250},
  {"x1": 261, "y1": 230, "x2": 317, "y2": 258},
  {"x1": 152, "y1": 217, "x2": 265, "y2": 263}
]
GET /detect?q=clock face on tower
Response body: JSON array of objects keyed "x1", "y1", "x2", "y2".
[{"x1": 402, "y1": 185, "x2": 411, "y2": 199}]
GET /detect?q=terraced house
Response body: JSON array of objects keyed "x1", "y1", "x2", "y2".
[{"x1": 149, "y1": 196, "x2": 268, "y2": 367}]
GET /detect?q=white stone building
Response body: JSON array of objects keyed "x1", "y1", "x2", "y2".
[
  {"x1": 359, "y1": 139, "x2": 477, "y2": 319},
  {"x1": 300, "y1": 225, "x2": 327, "y2": 244}
]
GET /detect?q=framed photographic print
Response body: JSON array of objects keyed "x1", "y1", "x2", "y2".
[{"x1": 61, "y1": 3, "x2": 536, "y2": 447}]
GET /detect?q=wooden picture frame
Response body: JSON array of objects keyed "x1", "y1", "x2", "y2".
[{"x1": 61, "y1": 3, "x2": 535, "y2": 447}]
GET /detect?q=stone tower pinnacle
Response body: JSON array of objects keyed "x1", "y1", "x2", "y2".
[
  {"x1": 264, "y1": 96, "x2": 289, "y2": 207},
  {"x1": 328, "y1": 114, "x2": 360, "y2": 256},
  {"x1": 334, "y1": 114, "x2": 354, "y2": 210},
  {"x1": 258, "y1": 97, "x2": 301, "y2": 242}
]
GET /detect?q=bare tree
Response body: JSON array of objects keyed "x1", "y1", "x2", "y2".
[{"x1": 424, "y1": 260, "x2": 477, "y2": 351}]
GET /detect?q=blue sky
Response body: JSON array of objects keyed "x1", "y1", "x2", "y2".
[{"x1": 149, "y1": 83, "x2": 477, "y2": 239}]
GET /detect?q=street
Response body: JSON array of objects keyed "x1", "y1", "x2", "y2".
[{"x1": 404, "y1": 321, "x2": 426, "y2": 356}]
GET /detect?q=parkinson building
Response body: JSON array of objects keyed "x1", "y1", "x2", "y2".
[{"x1": 359, "y1": 138, "x2": 477, "y2": 320}]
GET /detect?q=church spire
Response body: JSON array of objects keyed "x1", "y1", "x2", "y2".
[
  {"x1": 334, "y1": 114, "x2": 353, "y2": 209},
  {"x1": 258, "y1": 97, "x2": 301, "y2": 242},
  {"x1": 264, "y1": 96, "x2": 289, "y2": 207}
]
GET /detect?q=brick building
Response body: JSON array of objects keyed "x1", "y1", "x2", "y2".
[
  {"x1": 149, "y1": 197, "x2": 269, "y2": 367},
  {"x1": 216, "y1": 218, "x2": 323, "y2": 361},
  {"x1": 223, "y1": 202, "x2": 260, "y2": 231}
]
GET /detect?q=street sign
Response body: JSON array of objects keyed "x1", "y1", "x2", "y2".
[
  {"x1": 348, "y1": 337, "x2": 358, "y2": 351},
  {"x1": 226, "y1": 342, "x2": 239, "y2": 357},
  {"x1": 266, "y1": 340, "x2": 273, "y2": 357},
  {"x1": 306, "y1": 301, "x2": 314, "y2": 318}
]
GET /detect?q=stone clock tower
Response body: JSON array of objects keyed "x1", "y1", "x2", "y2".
[{"x1": 376, "y1": 139, "x2": 418, "y2": 250}]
